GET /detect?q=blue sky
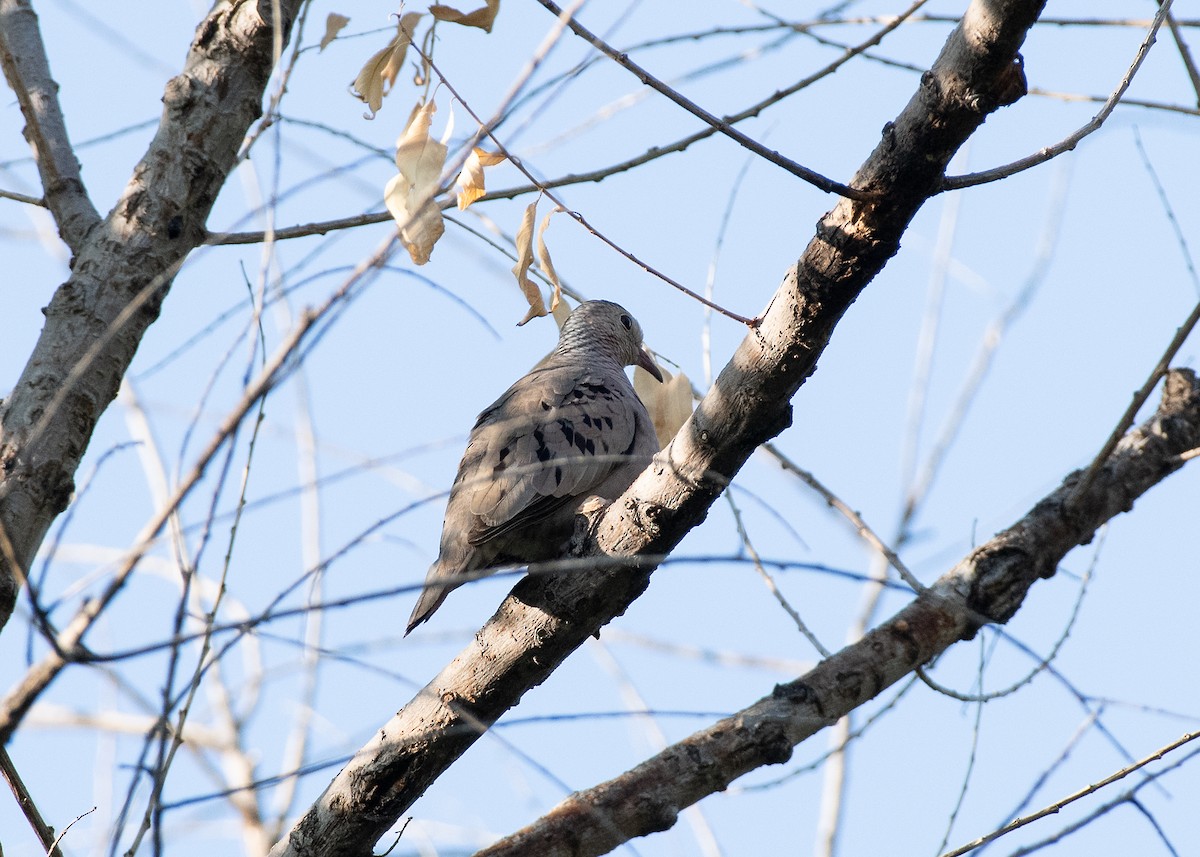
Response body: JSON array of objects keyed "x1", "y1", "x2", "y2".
[{"x1": 1, "y1": 2, "x2": 1198, "y2": 855}]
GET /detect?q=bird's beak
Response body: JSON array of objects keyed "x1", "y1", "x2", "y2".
[{"x1": 637, "y1": 346, "x2": 664, "y2": 383}]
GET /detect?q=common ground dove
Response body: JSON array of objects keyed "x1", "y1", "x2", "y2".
[{"x1": 406, "y1": 300, "x2": 663, "y2": 634}]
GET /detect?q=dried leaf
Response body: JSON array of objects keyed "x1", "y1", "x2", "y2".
[
  {"x1": 384, "y1": 100, "x2": 448, "y2": 264},
  {"x1": 535, "y1": 208, "x2": 563, "y2": 311},
  {"x1": 429, "y1": 0, "x2": 500, "y2": 33},
  {"x1": 456, "y1": 147, "x2": 506, "y2": 210},
  {"x1": 513, "y1": 200, "x2": 546, "y2": 325},
  {"x1": 320, "y1": 13, "x2": 350, "y2": 51},
  {"x1": 349, "y1": 12, "x2": 422, "y2": 118},
  {"x1": 635, "y1": 365, "x2": 693, "y2": 448},
  {"x1": 551, "y1": 297, "x2": 572, "y2": 329}
]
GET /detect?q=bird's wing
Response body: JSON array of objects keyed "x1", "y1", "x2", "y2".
[{"x1": 458, "y1": 363, "x2": 645, "y2": 546}]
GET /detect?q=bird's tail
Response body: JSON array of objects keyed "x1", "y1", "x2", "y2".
[{"x1": 405, "y1": 563, "x2": 455, "y2": 635}]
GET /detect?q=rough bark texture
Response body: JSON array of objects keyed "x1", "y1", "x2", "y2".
[
  {"x1": 0, "y1": 0, "x2": 301, "y2": 711},
  {"x1": 268, "y1": 2, "x2": 1049, "y2": 855},
  {"x1": 477, "y1": 369, "x2": 1200, "y2": 857},
  {"x1": 0, "y1": 0, "x2": 101, "y2": 250}
]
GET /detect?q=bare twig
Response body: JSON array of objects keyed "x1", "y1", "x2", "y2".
[
  {"x1": 0, "y1": 186, "x2": 44, "y2": 205},
  {"x1": 1071, "y1": 299, "x2": 1200, "y2": 503},
  {"x1": 535, "y1": 0, "x2": 873, "y2": 201},
  {"x1": 941, "y1": 0, "x2": 1172, "y2": 190},
  {"x1": 476, "y1": 370, "x2": 1200, "y2": 857},
  {"x1": 764, "y1": 445, "x2": 920, "y2": 592},
  {"x1": 907, "y1": 162, "x2": 1069, "y2": 525},
  {"x1": 268, "y1": 5, "x2": 1083, "y2": 851},
  {"x1": 238, "y1": 0, "x2": 315, "y2": 162},
  {"x1": 824, "y1": 14, "x2": 1197, "y2": 28},
  {"x1": 940, "y1": 731, "x2": 1200, "y2": 857},
  {"x1": 1132, "y1": 129, "x2": 1200, "y2": 296},
  {"x1": 205, "y1": 0, "x2": 929, "y2": 250},
  {"x1": 901, "y1": 153, "x2": 965, "y2": 509},
  {"x1": 933, "y1": 642, "x2": 987, "y2": 854},
  {"x1": 992, "y1": 709, "x2": 1102, "y2": 840},
  {"x1": 1161, "y1": 2, "x2": 1200, "y2": 105},
  {"x1": 48, "y1": 806, "x2": 96, "y2": 856},
  {"x1": 417, "y1": 50, "x2": 756, "y2": 325},
  {"x1": 1029, "y1": 87, "x2": 1200, "y2": 115},
  {"x1": 917, "y1": 529, "x2": 1099, "y2": 703},
  {"x1": 0, "y1": 0, "x2": 308, "y2": 639},
  {"x1": 123, "y1": 295, "x2": 274, "y2": 853},
  {"x1": 725, "y1": 492, "x2": 831, "y2": 656},
  {"x1": 206, "y1": 210, "x2": 392, "y2": 245},
  {"x1": 588, "y1": 641, "x2": 723, "y2": 857},
  {"x1": 1070, "y1": 131, "x2": 1200, "y2": 501},
  {"x1": 268, "y1": 263, "x2": 329, "y2": 837},
  {"x1": 0, "y1": 0, "x2": 101, "y2": 249},
  {"x1": 0, "y1": 234, "x2": 398, "y2": 746},
  {"x1": 0, "y1": 746, "x2": 65, "y2": 857}
]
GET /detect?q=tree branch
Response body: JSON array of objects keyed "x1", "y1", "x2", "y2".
[
  {"x1": 941, "y1": 0, "x2": 1170, "y2": 191},
  {"x1": 206, "y1": 0, "x2": 928, "y2": 249},
  {"x1": 476, "y1": 369, "x2": 1200, "y2": 857},
  {"x1": 0, "y1": 746, "x2": 65, "y2": 857},
  {"x1": 0, "y1": 0, "x2": 101, "y2": 251},
  {"x1": 269, "y1": 1, "x2": 1047, "y2": 855},
  {"x1": 0, "y1": 0, "x2": 303, "y2": 630},
  {"x1": 535, "y1": 0, "x2": 875, "y2": 201}
]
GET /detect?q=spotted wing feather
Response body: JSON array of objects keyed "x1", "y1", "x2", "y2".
[{"x1": 463, "y1": 364, "x2": 642, "y2": 546}]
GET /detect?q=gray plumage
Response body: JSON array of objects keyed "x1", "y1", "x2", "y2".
[{"x1": 406, "y1": 300, "x2": 662, "y2": 634}]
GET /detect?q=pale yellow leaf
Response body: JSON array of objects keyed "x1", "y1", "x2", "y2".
[
  {"x1": 399, "y1": 100, "x2": 423, "y2": 143},
  {"x1": 429, "y1": 0, "x2": 500, "y2": 32},
  {"x1": 551, "y1": 297, "x2": 572, "y2": 329},
  {"x1": 385, "y1": 176, "x2": 444, "y2": 264},
  {"x1": 535, "y1": 208, "x2": 563, "y2": 311},
  {"x1": 512, "y1": 200, "x2": 546, "y2": 325},
  {"x1": 635, "y1": 365, "x2": 693, "y2": 448},
  {"x1": 349, "y1": 12, "x2": 422, "y2": 118},
  {"x1": 320, "y1": 13, "x2": 350, "y2": 51},
  {"x1": 456, "y1": 147, "x2": 506, "y2": 210},
  {"x1": 385, "y1": 100, "x2": 448, "y2": 264}
]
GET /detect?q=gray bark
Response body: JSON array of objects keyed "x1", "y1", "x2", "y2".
[
  {"x1": 268, "y1": 1, "x2": 1053, "y2": 855},
  {"x1": 0, "y1": 0, "x2": 302, "y2": 733},
  {"x1": 476, "y1": 369, "x2": 1200, "y2": 857}
]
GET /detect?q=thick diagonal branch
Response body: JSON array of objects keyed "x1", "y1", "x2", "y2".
[
  {"x1": 0, "y1": 0, "x2": 302, "y2": 647},
  {"x1": 269, "y1": 2, "x2": 1046, "y2": 856},
  {"x1": 478, "y1": 370, "x2": 1200, "y2": 857}
]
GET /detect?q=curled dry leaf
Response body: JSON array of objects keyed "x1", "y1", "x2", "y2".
[
  {"x1": 456, "y1": 147, "x2": 506, "y2": 210},
  {"x1": 634, "y1": 364, "x2": 694, "y2": 448},
  {"x1": 535, "y1": 208, "x2": 563, "y2": 312},
  {"x1": 429, "y1": 0, "x2": 501, "y2": 33},
  {"x1": 320, "y1": 13, "x2": 350, "y2": 51},
  {"x1": 513, "y1": 200, "x2": 546, "y2": 325},
  {"x1": 384, "y1": 100, "x2": 448, "y2": 265},
  {"x1": 350, "y1": 12, "x2": 422, "y2": 118},
  {"x1": 551, "y1": 297, "x2": 572, "y2": 329}
]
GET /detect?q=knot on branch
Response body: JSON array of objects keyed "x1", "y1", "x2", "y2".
[
  {"x1": 1157, "y1": 369, "x2": 1200, "y2": 447},
  {"x1": 994, "y1": 54, "x2": 1028, "y2": 108},
  {"x1": 633, "y1": 794, "x2": 680, "y2": 835},
  {"x1": 570, "y1": 496, "x2": 610, "y2": 556},
  {"x1": 965, "y1": 544, "x2": 1039, "y2": 625},
  {"x1": 771, "y1": 680, "x2": 814, "y2": 704}
]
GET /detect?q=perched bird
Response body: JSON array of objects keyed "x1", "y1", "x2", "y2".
[{"x1": 406, "y1": 300, "x2": 663, "y2": 634}]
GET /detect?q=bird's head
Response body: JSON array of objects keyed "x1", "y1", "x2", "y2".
[{"x1": 558, "y1": 300, "x2": 663, "y2": 382}]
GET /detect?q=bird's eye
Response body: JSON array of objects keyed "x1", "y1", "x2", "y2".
[{"x1": 620, "y1": 314, "x2": 632, "y2": 330}]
